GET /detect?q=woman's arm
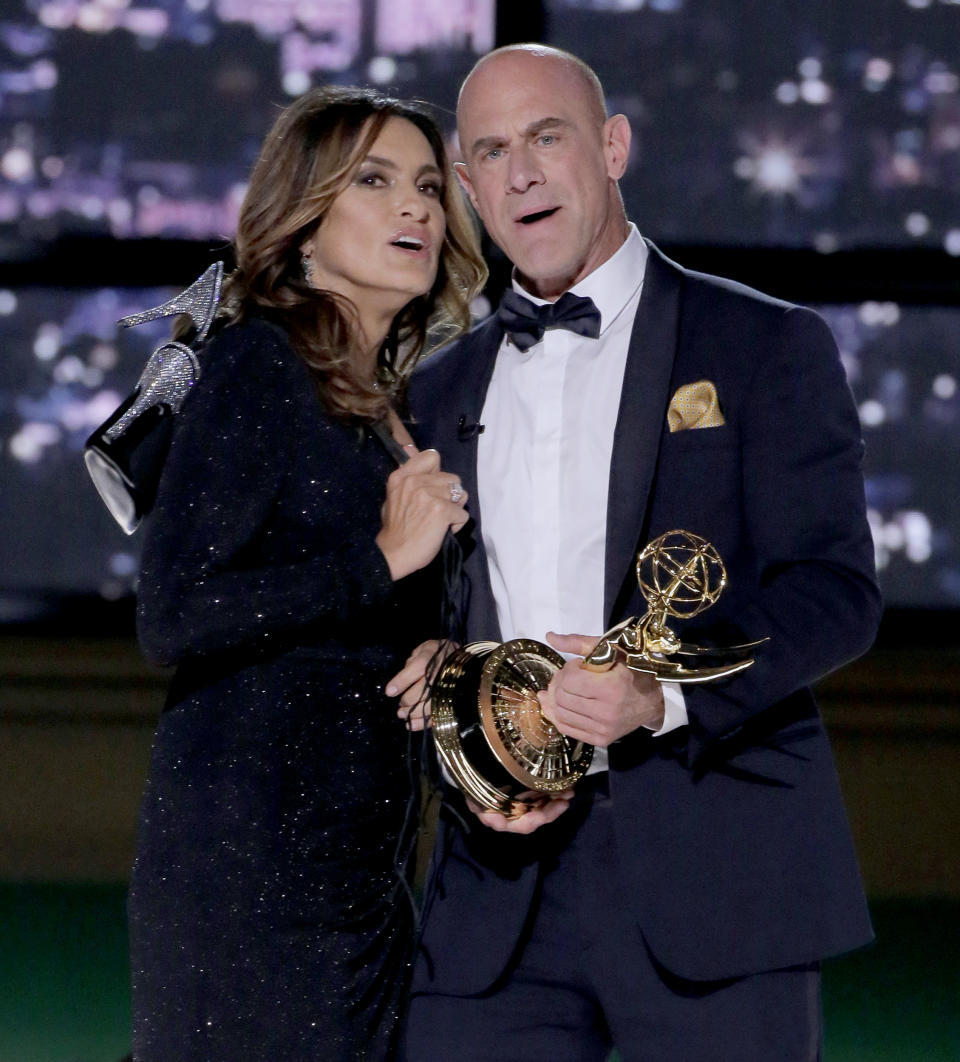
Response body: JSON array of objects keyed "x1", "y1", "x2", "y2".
[{"x1": 136, "y1": 322, "x2": 396, "y2": 666}]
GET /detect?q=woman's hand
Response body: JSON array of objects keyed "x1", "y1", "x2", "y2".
[
  {"x1": 376, "y1": 449, "x2": 467, "y2": 580},
  {"x1": 386, "y1": 638, "x2": 456, "y2": 730}
]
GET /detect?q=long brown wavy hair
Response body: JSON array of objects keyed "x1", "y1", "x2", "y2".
[{"x1": 221, "y1": 86, "x2": 487, "y2": 422}]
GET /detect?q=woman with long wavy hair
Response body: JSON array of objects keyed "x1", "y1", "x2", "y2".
[{"x1": 128, "y1": 86, "x2": 486, "y2": 1062}]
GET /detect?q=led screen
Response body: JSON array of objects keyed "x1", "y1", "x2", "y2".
[
  {"x1": 5, "y1": 1, "x2": 959, "y2": 253},
  {"x1": 0, "y1": 0, "x2": 494, "y2": 252},
  {"x1": 0, "y1": 285, "x2": 171, "y2": 619},
  {"x1": 548, "y1": 0, "x2": 960, "y2": 250},
  {"x1": 818, "y1": 301, "x2": 960, "y2": 606},
  {"x1": 1, "y1": 286, "x2": 958, "y2": 620}
]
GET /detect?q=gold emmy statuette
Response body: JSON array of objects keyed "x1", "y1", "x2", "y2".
[{"x1": 431, "y1": 530, "x2": 766, "y2": 816}]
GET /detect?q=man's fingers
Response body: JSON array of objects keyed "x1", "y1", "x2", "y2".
[
  {"x1": 554, "y1": 655, "x2": 635, "y2": 706},
  {"x1": 491, "y1": 798, "x2": 572, "y2": 834},
  {"x1": 545, "y1": 630, "x2": 599, "y2": 657},
  {"x1": 466, "y1": 791, "x2": 574, "y2": 833},
  {"x1": 537, "y1": 681, "x2": 558, "y2": 720},
  {"x1": 543, "y1": 713, "x2": 601, "y2": 745}
]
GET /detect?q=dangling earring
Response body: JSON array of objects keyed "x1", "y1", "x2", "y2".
[{"x1": 301, "y1": 254, "x2": 314, "y2": 286}]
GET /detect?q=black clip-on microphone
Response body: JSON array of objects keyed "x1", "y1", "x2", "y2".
[{"x1": 457, "y1": 416, "x2": 485, "y2": 441}]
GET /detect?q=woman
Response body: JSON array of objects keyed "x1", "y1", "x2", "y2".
[{"x1": 128, "y1": 87, "x2": 486, "y2": 1061}]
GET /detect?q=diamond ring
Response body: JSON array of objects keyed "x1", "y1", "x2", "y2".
[{"x1": 450, "y1": 483, "x2": 464, "y2": 503}]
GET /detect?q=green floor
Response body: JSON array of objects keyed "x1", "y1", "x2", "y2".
[
  {"x1": 0, "y1": 885, "x2": 956, "y2": 1062},
  {"x1": 820, "y1": 899, "x2": 959, "y2": 1062},
  {"x1": 0, "y1": 883, "x2": 130, "y2": 1062}
]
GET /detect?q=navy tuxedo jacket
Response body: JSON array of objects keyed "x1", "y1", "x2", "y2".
[{"x1": 407, "y1": 242, "x2": 881, "y2": 991}]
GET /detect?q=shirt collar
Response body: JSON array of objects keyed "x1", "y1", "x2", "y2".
[{"x1": 511, "y1": 223, "x2": 647, "y2": 336}]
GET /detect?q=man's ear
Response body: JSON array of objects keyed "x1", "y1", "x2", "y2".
[
  {"x1": 602, "y1": 114, "x2": 631, "y2": 181},
  {"x1": 454, "y1": 161, "x2": 479, "y2": 211}
]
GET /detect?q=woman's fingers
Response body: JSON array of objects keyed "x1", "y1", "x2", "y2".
[
  {"x1": 397, "y1": 448, "x2": 440, "y2": 475},
  {"x1": 399, "y1": 700, "x2": 432, "y2": 731},
  {"x1": 386, "y1": 640, "x2": 453, "y2": 731},
  {"x1": 377, "y1": 455, "x2": 468, "y2": 579}
]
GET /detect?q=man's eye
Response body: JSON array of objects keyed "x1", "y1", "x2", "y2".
[
  {"x1": 539, "y1": 135, "x2": 556, "y2": 146},
  {"x1": 485, "y1": 148, "x2": 503, "y2": 161}
]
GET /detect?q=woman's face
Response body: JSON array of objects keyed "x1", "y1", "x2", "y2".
[{"x1": 301, "y1": 116, "x2": 447, "y2": 329}]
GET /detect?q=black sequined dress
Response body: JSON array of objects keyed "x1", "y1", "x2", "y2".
[{"x1": 129, "y1": 318, "x2": 424, "y2": 1062}]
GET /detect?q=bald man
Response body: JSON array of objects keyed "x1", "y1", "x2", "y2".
[{"x1": 391, "y1": 45, "x2": 879, "y2": 1062}]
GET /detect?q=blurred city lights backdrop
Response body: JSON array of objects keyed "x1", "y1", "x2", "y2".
[{"x1": 1, "y1": 0, "x2": 959, "y2": 622}]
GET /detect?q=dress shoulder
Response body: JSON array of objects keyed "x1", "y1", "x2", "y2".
[{"x1": 194, "y1": 318, "x2": 305, "y2": 397}]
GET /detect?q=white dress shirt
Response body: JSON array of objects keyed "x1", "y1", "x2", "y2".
[{"x1": 477, "y1": 225, "x2": 686, "y2": 768}]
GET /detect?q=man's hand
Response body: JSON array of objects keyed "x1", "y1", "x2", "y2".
[
  {"x1": 465, "y1": 791, "x2": 574, "y2": 834},
  {"x1": 385, "y1": 639, "x2": 452, "y2": 731},
  {"x1": 539, "y1": 631, "x2": 665, "y2": 744}
]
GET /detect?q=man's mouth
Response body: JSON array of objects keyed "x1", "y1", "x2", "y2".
[{"x1": 517, "y1": 207, "x2": 560, "y2": 225}]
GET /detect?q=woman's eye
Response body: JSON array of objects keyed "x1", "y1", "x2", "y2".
[
  {"x1": 357, "y1": 171, "x2": 386, "y2": 187},
  {"x1": 420, "y1": 181, "x2": 442, "y2": 197}
]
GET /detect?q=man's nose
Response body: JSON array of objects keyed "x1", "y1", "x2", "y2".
[{"x1": 506, "y1": 144, "x2": 545, "y2": 194}]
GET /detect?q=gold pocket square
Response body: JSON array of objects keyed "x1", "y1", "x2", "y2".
[{"x1": 667, "y1": 380, "x2": 726, "y2": 432}]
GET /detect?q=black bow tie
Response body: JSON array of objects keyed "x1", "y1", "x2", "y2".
[{"x1": 496, "y1": 289, "x2": 602, "y2": 352}]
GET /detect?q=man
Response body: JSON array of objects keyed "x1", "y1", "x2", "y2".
[{"x1": 388, "y1": 44, "x2": 880, "y2": 1062}]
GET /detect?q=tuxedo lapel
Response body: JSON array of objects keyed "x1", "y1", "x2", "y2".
[
  {"x1": 447, "y1": 316, "x2": 501, "y2": 515},
  {"x1": 604, "y1": 243, "x2": 684, "y2": 624},
  {"x1": 445, "y1": 316, "x2": 503, "y2": 641}
]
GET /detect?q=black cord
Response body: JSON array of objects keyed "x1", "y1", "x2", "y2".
[
  {"x1": 369, "y1": 417, "x2": 467, "y2": 640},
  {"x1": 371, "y1": 419, "x2": 469, "y2": 925}
]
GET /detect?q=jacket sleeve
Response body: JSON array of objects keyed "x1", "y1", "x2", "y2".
[
  {"x1": 679, "y1": 305, "x2": 882, "y2": 761},
  {"x1": 136, "y1": 324, "x2": 395, "y2": 666}
]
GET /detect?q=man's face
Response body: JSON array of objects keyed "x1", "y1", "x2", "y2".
[{"x1": 456, "y1": 52, "x2": 630, "y2": 300}]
